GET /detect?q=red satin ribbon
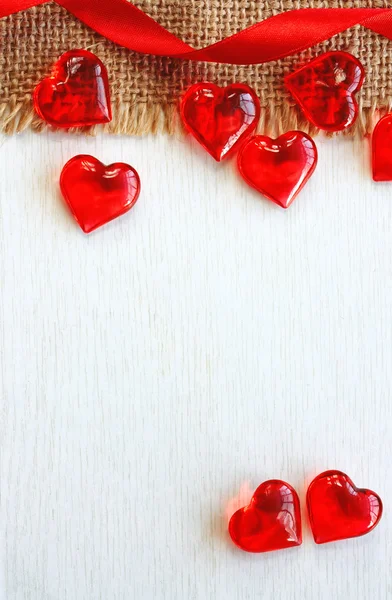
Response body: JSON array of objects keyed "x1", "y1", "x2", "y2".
[{"x1": 2, "y1": 1, "x2": 392, "y2": 65}]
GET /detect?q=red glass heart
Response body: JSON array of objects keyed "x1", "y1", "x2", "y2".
[
  {"x1": 228, "y1": 480, "x2": 302, "y2": 553},
  {"x1": 307, "y1": 470, "x2": 383, "y2": 545},
  {"x1": 238, "y1": 131, "x2": 317, "y2": 208},
  {"x1": 60, "y1": 155, "x2": 140, "y2": 233},
  {"x1": 34, "y1": 50, "x2": 112, "y2": 127},
  {"x1": 285, "y1": 51, "x2": 365, "y2": 132},
  {"x1": 372, "y1": 114, "x2": 392, "y2": 181},
  {"x1": 180, "y1": 82, "x2": 260, "y2": 161}
]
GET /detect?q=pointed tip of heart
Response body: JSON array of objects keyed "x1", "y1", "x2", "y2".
[{"x1": 80, "y1": 222, "x2": 95, "y2": 235}]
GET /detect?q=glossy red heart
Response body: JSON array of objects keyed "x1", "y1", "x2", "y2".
[
  {"x1": 180, "y1": 82, "x2": 260, "y2": 161},
  {"x1": 372, "y1": 114, "x2": 392, "y2": 181},
  {"x1": 285, "y1": 51, "x2": 365, "y2": 132},
  {"x1": 238, "y1": 131, "x2": 317, "y2": 208},
  {"x1": 228, "y1": 480, "x2": 302, "y2": 553},
  {"x1": 60, "y1": 155, "x2": 140, "y2": 233},
  {"x1": 34, "y1": 49, "x2": 112, "y2": 128},
  {"x1": 307, "y1": 470, "x2": 383, "y2": 544}
]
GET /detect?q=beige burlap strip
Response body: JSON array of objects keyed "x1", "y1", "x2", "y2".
[{"x1": 1, "y1": 0, "x2": 392, "y2": 136}]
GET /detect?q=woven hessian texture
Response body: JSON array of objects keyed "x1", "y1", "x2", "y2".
[{"x1": 1, "y1": 0, "x2": 392, "y2": 135}]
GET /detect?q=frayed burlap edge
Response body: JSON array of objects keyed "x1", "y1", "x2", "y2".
[
  {"x1": 0, "y1": 97, "x2": 180, "y2": 136},
  {"x1": 1, "y1": 94, "x2": 390, "y2": 138}
]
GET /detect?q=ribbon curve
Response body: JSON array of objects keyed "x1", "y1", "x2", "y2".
[{"x1": 1, "y1": 1, "x2": 392, "y2": 64}]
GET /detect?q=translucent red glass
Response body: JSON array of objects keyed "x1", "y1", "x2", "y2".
[
  {"x1": 34, "y1": 49, "x2": 112, "y2": 127},
  {"x1": 60, "y1": 155, "x2": 140, "y2": 233},
  {"x1": 238, "y1": 131, "x2": 318, "y2": 208},
  {"x1": 181, "y1": 82, "x2": 260, "y2": 161},
  {"x1": 229, "y1": 480, "x2": 302, "y2": 553},
  {"x1": 307, "y1": 470, "x2": 383, "y2": 544},
  {"x1": 285, "y1": 51, "x2": 365, "y2": 132},
  {"x1": 372, "y1": 114, "x2": 392, "y2": 181}
]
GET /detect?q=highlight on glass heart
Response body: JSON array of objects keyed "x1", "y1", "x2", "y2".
[
  {"x1": 60, "y1": 155, "x2": 141, "y2": 233},
  {"x1": 228, "y1": 470, "x2": 382, "y2": 553}
]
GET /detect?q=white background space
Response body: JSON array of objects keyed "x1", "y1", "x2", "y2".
[{"x1": 0, "y1": 130, "x2": 391, "y2": 599}]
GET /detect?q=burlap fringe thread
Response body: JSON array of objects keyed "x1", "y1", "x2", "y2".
[
  {"x1": 0, "y1": 94, "x2": 388, "y2": 137},
  {"x1": 0, "y1": 97, "x2": 174, "y2": 136}
]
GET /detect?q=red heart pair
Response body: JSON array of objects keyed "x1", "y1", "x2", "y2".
[
  {"x1": 60, "y1": 155, "x2": 140, "y2": 233},
  {"x1": 181, "y1": 83, "x2": 317, "y2": 207},
  {"x1": 182, "y1": 51, "x2": 364, "y2": 161},
  {"x1": 229, "y1": 470, "x2": 382, "y2": 553}
]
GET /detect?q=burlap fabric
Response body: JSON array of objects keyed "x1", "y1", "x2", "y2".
[{"x1": 1, "y1": 0, "x2": 391, "y2": 136}]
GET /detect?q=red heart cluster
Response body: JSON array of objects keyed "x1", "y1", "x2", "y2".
[
  {"x1": 33, "y1": 47, "x2": 392, "y2": 229},
  {"x1": 180, "y1": 51, "x2": 369, "y2": 209},
  {"x1": 229, "y1": 470, "x2": 383, "y2": 553}
]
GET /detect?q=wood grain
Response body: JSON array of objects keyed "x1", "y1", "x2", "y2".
[{"x1": 0, "y1": 131, "x2": 391, "y2": 599}]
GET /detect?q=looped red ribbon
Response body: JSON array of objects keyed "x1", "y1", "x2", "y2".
[{"x1": 2, "y1": 0, "x2": 392, "y2": 65}]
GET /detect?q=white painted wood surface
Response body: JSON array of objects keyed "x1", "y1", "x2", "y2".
[{"x1": 0, "y1": 130, "x2": 391, "y2": 600}]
